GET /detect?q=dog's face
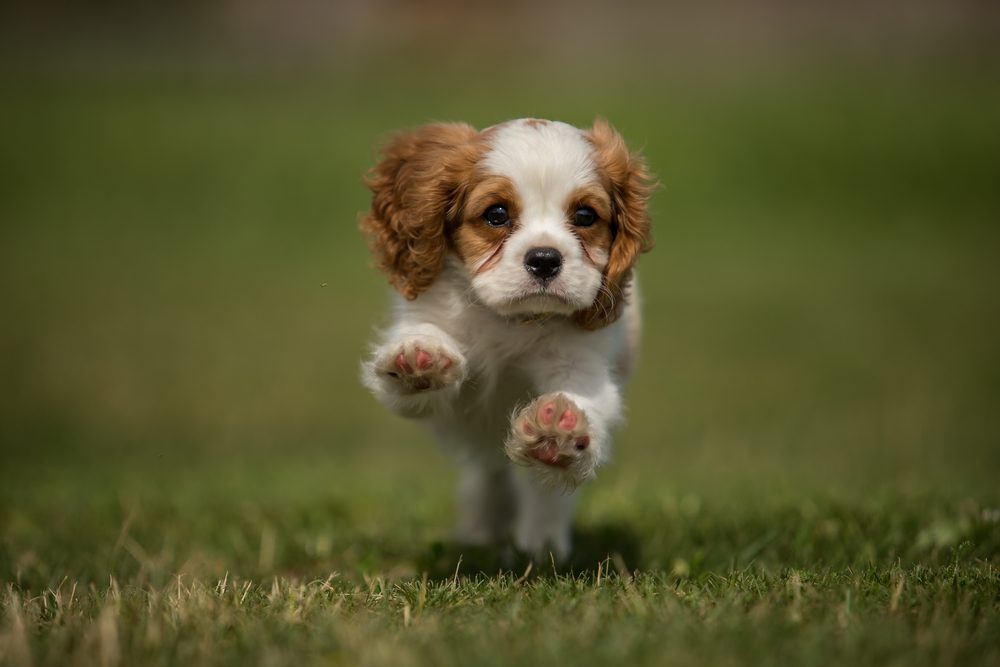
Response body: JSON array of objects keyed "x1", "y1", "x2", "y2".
[
  {"x1": 455, "y1": 120, "x2": 615, "y2": 319},
  {"x1": 362, "y1": 118, "x2": 653, "y2": 329}
]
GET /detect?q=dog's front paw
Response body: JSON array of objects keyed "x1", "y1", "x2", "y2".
[
  {"x1": 373, "y1": 336, "x2": 466, "y2": 395},
  {"x1": 505, "y1": 393, "x2": 596, "y2": 488}
]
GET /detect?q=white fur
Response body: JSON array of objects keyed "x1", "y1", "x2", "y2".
[{"x1": 361, "y1": 120, "x2": 637, "y2": 560}]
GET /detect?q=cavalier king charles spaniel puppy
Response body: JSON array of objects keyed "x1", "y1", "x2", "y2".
[{"x1": 360, "y1": 118, "x2": 653, "y2": 559}]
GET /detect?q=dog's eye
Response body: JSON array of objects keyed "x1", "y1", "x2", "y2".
[
  {"x1": 573, "y1": 207, "x2": 598, "y2": 227},
  {"x1": 483, "y1": 205, "x2": 511, "y2": 227}
]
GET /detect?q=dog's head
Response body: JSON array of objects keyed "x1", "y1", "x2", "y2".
[{"x1": 361, "y1": 118, "x2": 654, "y2": 329}]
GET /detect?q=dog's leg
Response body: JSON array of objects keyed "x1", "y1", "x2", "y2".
[
  {"x1": 454, "y1": 458, "x2": 515, "y2": 546},
  {"x1": 361, "y1": 323, "x2": 467, "y2": 418},
  {"x1": 511, "y1": 471, "x2": 577, "y2": 561},
  {"x1": 504, "y1": 347, "x2": 623, "y2": 559}
]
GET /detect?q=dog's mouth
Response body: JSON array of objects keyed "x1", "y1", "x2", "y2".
[{"x1": 498, "y1": 291, "x2": 577, "y2": 318}]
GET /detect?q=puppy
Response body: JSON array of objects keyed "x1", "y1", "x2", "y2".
[{"x1": 360, "y1": 118, "x2": 653, "y2": 559}]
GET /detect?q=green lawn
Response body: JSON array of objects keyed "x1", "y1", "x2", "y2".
[{"x1": 1, "y1": 56, "x2": 999, "y2": 665}]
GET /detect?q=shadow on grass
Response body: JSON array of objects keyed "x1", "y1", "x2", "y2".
[{"x1": 417, "y1": 522, "x2": 642, "y2": 580}]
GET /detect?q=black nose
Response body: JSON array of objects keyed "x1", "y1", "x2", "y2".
[{"x1": 524, "y1": 247, "x2": 563, "y2": 281}]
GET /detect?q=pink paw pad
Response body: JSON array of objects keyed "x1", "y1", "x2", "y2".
[
  {"x1": 558, "y1": 408, "x2": 577, "y2": 430},
  {"x1": 415, "y1": 349, "x2": 433, "y2": 370},
  {"x1": 539, "y1": 402, "x2": 556, "y2": 425},
  {"x1": 534, "y1": 439, "x2": 561, "y2": 465}
]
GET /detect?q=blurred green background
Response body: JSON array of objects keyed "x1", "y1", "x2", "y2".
[{"x1": 1, "y1": 0, "x2": 998, "y2": 563}]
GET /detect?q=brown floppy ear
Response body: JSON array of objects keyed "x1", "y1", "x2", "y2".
[
  {"x1": 360, "y1": 123, "x2": 480, "y2": 299},
  {"x1": 574, "y1": 118, "x2": 655, "y2": 330}
]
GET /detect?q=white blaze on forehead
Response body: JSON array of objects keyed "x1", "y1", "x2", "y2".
[{"x1": 482, "y1": 120, "x2": 599, "y2": 218}]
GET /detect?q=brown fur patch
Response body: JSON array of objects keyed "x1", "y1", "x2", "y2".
[
  {"x1": 573, "y1": 119, "x2": 655, "y2": 330},
  {"x1": 523, "y1": 118, "x2": 551, "y2": 129},
  {"x1": 453, "y1": 176, "x2": 521, "y2": 274},
  {"x1": 566, "y1": 183, "x2": 614, "y2": 267},
  {"x1": 360, "y1": 123, "x2": 486, "y2": 299}
]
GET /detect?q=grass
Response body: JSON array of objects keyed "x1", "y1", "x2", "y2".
[
  {"x1": 4, "y1": 562, "x2": 998, "y2": 667},
  {"x1": 3, "y1": 489, "x2": 999, "y2": 666},
  {"x1": 1, "y1": 51, "x2": 999, "y2": 665}
]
